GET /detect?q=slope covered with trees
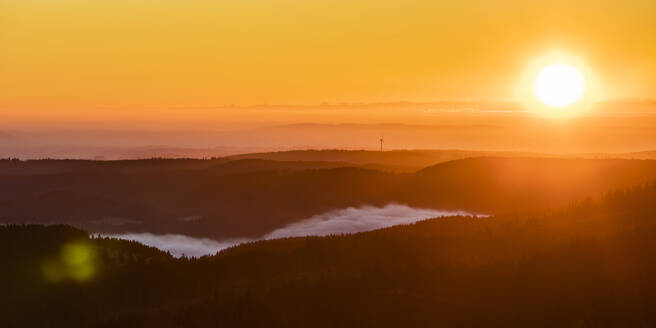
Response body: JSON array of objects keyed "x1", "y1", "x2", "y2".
[
  {"x1": 3, "y1": 182, "x2": 656, "y2": 327},
  {"x1": 2, "y1": 157, "x2": 656, "y2": 239}
]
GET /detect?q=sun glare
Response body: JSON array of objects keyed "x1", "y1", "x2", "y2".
[
  {"x1": 517, "y1": 51, "x2": 601, "y2": 117},
  {"x1": 533, "y1": 63, "x2": 585, "y2": 108}
]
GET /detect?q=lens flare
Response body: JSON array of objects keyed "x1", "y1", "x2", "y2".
[{"x1": 42, "y1": 242, "x2": 96, "y2": 283}]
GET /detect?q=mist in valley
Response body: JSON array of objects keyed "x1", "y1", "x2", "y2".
[{"x1": 104, "y1": 204, "x2": 481, "y2": 257}]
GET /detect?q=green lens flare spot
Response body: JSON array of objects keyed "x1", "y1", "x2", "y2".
[
  {"x1": 42, "y1": 242, "x2": 97, "y2": 282},
  {"x1": 61, "y1": 243, "x2": 93, "y2": 266}
]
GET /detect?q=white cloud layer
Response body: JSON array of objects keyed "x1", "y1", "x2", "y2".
[
  {"x1": 100, "y1": 232, "x2": 250, "y2": 258},
  {"x1": 104, "y1": 204, "x2": 483, "y2": 257},
  {"x1": 264, "y1": 204, "x2": 476, "y2": 238}
]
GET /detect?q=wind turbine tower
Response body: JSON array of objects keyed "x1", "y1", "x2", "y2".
[{"x1": 379, "y1": 136, "x2": 384, "y2": 152}]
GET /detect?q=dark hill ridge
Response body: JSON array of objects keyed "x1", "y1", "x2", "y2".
[
  {"x1": 0, "y1": 157, "x2": 230, "y2": 176},
  {"x1": 225, "y1": 149, "x2": 531, "y2": 172},
  {"x1": 407, "y1": 157, "x2": 656, "y2": 212},
  {"x1": 202, "y1": 158, "x2": 359, "y2": 175},
  {"x1": 2, "y1": 157, "x2": 656, "y2": 239},
  {"x1": 3, "y1": 149, "x2": 656, "y2": 175},
  {"x1": 3, "y1": 182, "x2": 656, "y2": 327},
  {"x1": 226, "y1": 149, "x2": 656, "y2": 171}
]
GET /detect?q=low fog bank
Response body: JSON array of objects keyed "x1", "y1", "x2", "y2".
[
  {"x1": 105, "y1": 204, "x2": 484, "y2": 257},
  {"x1": 99, "y1": 233, "x2": 251, "y2": 257},
  {"x1": 264, "y1": 204, "x2": 478, "y2": 238}
]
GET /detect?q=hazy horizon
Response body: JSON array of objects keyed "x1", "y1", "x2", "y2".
[{"x1": 3, "y1": 100, "x2": 656, "y2": 159}]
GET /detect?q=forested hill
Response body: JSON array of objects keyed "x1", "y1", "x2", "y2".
[
  {"x1": 2, "y1": 157, "x2": 656, "y2": 239},
  {"x1": 3, "y1": 182, "x2": 656, "y2": 327},
  {"x1": 225, "y1": 149, "x2": 656, "y2": 171}
]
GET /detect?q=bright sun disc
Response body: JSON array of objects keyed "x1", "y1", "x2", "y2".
[{"x1": 533, "y1": 62, "x2": 585, "y2": 108}]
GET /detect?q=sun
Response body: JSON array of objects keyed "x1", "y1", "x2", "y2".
[
  {"x1": 516, "y1": 51, "x2": 602, "y2": 117},
  {"x1": 533, "y1": 62, "x2": 585, "y2": 108}
]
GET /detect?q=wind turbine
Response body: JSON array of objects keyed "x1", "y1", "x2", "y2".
[{"x1": 379, "y1": 136, "x2": 384, "y2": 152}]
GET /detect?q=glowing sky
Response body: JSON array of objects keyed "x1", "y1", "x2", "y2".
[{"x1": 1, "y1": 0, "x2": 655, "y2": 117}]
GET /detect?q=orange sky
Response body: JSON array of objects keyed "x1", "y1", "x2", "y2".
[{"x1": 1, "y1": 0, "x2": 655, "y2": 123}]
